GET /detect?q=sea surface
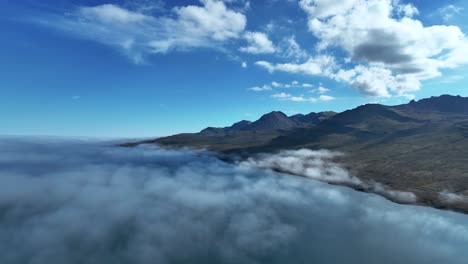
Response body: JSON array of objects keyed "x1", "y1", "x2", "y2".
[{"x1": 0, "y1": 137, "x2": 467, "y2": 264}]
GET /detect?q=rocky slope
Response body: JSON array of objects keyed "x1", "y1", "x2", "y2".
[{"x1": 124, "y1": 95, "x2": 468, "y2": 214}]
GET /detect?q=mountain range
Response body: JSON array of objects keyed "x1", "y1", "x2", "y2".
[{"x1": 125, "y1": 95, "x2": 468, "y2": 214}]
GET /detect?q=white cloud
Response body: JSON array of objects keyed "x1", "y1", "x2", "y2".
[
  {"x1": 371, "y1": 183, "x2": 417, "y2": 203},
  {"x1": 272, "y1": 80, "x2": 314, "y2": 88},
  {"x1": 239, "y1": 31, "x2": 276, "y2": 54},
  {"x1": 439, "y1": 191, "x2": 468, "y2": 204},
  {"x1": 241, "y1": 61, "x2": 247, "y2": 68},
  {"x1": 440, "y1": 75, "x2": 464, "y2": 83},
  {"x1": 240, "y1": 149, "x2": 361, "y2": 185},
  {"x1": 250, "y1": 81, "x2": 314, "y2": 92},
  {"x1": 438, "y1": 5, "x2": 463, "y2": 22},
  {"x1": 248, "y1": 85, "x2": 272, "y2": 92},
  {"x1": 48, "y1": 0, "x2": 247, "y2": 63},
  {"x1": 271, "y1": 92, "x2": 291, "y2": 99},
  {"x1": 271, "y1": 93, "x2": 334, "y2": 102},
  {"x1": 253, "y1": 0, "x2": 468, "y2": 97},
  {"x1": 241, "y1": 149, "x2": 418, "y2": 204},
  {"x1": 271, "y1": 81, "x2": 281, "y2": 88},
  {"x1": 80, "y1": 4, "x2": 148, "y2": 24},
  {"x1": 299, "y1": 0, "x2": 358, "y2": 19},
  {"x1": 39, "y1": 0, "x2": 468, "y2": 98},
  {"x1": 256, "y1": 55, "x2": 336, "y2": 76},
  {"x1": 317, "y1": 94, "x2": 334, "y2": 101},
  {"x1": 173, "y1": 0, "x2": 246, "y2": 41},
  {"x1": 281, "y1": 35, "x2": 309, "y2": 61},
  {"x1": 294, "y1": 0, "x2": 468, "y2": 97},
  {"x1": 311, "y1": 85, "x2": 330, "y2": 94}
]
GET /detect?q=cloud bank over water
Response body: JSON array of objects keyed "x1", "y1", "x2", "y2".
[{"x1": 0, "y1": 138, "x2": 467, "y2": 264}]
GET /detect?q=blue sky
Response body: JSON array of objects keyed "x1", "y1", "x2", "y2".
[{"x1": 1, "y1": 0, "x2": 468, "y2": 137}]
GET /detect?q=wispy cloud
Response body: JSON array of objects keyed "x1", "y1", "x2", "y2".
[
  {"x1": 41, "y1": 1, "x2": 247, "y2": 63},
  {"x1": 248, "y1": 80, "x2": 314, "y2": 92},
  {"x1": 280, "y1": 35, "x2": 309, "y2": 61},
  {"x1": 439, "y1": 191, "x2": 468, "y2": 204},
  {"x1": 271, "y1": 92, "x2": 334, "y2": 102},
  {"x1": 239, "y1": 31, "x2": 276, "y2": 54},
  {"x1": 248, "y1": 84, "x2": 272, "y2": 91},
  {"x1": 438, "y1": 5, "x2": 463, "y2": 22},
  {"x1": 440, "y1": 75, "x2": 464, "y2": 83},
  {"x1": 256, "y1": 55, "x2": 336, "y2": 76},
  {"x1": 272, "y1": 80, "x2": 314, "y2": 88}
]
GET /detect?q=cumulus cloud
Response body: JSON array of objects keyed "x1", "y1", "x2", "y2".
[
  {"x1": 333, "y1": 65, "x2": 398, "y2": 97},
  {"x1": 297, "y1": 0, "x2": 468, "y2": 97},
  {"x1": 239, "y1": 31, "x2": 276, "y2": 54},
  {"x1": 44, "y1": 0, "x2": 246, "y2": 63},
  {"x1": 1, "y1": 138, "x2": 468, "y2": 264},
  {"x1": 311, "y1": 85, "x2": 330, "y2": 94},
  {"x1": 255, "y1": 0, "x2": 468, "y2": 98}
]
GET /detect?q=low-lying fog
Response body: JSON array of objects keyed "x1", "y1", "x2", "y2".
[{"x1": 1, "y1": 137, "x2": 467, "y2": 264}]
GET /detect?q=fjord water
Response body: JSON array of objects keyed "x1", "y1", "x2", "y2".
[{"x1": 0, "y1": 137, "x2": 467, "y2": 264}]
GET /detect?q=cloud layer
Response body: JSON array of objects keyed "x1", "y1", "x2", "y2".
[{"x1": 0, "y1": 138, "x2": 468, "y2": 264}]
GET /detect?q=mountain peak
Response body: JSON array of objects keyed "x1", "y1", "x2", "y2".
[
  {"x1": 248, "y1": 111, "x2": 296, "y2": 130},
  {"x1": 228, "y1": 120, "x2": 252, "y2": 131},
  {"x1": 264, "y1": 111, "x2": 288, "y2": 117},
  {"x1": 290, "y1": 111, "x2": 337, "y2": 125}
]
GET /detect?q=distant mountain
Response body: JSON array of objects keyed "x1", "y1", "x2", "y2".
[
  {"x1": 199, "y1": 120, "x2": 252, "y2": 135},
  {"x1": 200, "y1": 110, "x2": 335, "y2": 135},
  {"x1": 229, "y1": 120, "x2": 252, "y2": 130},
  {"x1": 290, "y1": 111, "x2": 337, "y2": 126},
  {"x1": 247, "y1": 111, "x2": 297, "y2": 130},
  {"x1": 124, "y1": 94, "x2": 468, "y2": 214},
  {"x1": 396, "y1": 94, "x2": 468, "y2": 114}
]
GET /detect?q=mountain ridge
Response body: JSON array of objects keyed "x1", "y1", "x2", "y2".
[
  {"x1": 124, "y1": 94, "x2": 468, "y2": 214},
  {"x1": 200, "y1": 110, "x2": 338, "y2": 136}
]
